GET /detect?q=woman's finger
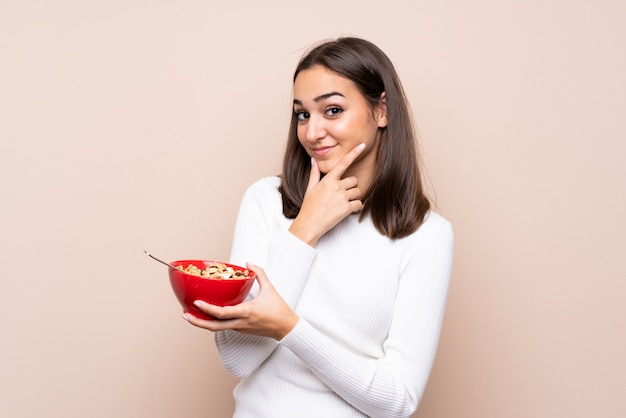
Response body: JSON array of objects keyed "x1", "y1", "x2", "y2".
[
  {"x1": 193, "y1": 300, "x2": 248, "y2": 319},
  {"x1": 306, "y1": 157, "x2": 321, "y2": 192},
  {"x1": 340, "y1": 176, "x2": 359, "y2": 191},
  {"x1": 246, "y1": 262, "x2": 272, "y2": 289},
  {"x1": 183, "y1": 311, "x2": 241, "y2": 331},
  {"x1": 325, "y1": 142, "x2": 366, "y2": 180},
  {"x1": 345, "y1": 186, "x2": 362, "y2": 202}
]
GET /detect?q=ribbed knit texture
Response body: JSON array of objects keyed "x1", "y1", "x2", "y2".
[{"x1": 215, "y1": 176, "x2": 454, "y2": 418}]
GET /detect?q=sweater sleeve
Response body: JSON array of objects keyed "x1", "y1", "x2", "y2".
[
  {"x1": 214, "y1": 178, "x2": 317, "y2": 378},
  {"x1": 280, "y1": 216, "x2": 454, "y2": 418}
]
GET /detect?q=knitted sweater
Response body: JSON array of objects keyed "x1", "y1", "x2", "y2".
[{"x1": 215, "y1": 176, "x2": 454, "y2": 418}]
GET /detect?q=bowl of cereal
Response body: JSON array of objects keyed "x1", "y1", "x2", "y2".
[{"x1": 168, "y1": 260, "x2": 256, "y2": 320}]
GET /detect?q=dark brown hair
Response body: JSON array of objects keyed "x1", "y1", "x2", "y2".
[{"x1": 279, "y1": 36, "x2": 430, "y2": 239}]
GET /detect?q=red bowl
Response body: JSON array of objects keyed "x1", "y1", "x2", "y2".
[{"x1": 168, "y1": 260, "x2": 255, "y2": 320}]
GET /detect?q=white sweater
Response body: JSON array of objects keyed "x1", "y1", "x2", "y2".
[{"x1": 216, "y1": 176, "x2": 454, "y2": 418}]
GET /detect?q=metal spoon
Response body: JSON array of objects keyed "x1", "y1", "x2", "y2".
[{"x1": 143, "y1": 250, "x2": 177, "y2": 269}]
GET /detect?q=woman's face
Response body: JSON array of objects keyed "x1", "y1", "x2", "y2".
[{"x1": 293, "y1": 66, "x2": 387, "y2": 178}]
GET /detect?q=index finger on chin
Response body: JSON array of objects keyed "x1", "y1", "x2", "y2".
[{"x1": 327, "y1": 143, "x2": 366, "y2": 179}]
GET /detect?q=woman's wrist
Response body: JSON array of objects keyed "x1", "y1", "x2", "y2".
[
  {"x1": 275, "y1": 312, "x2": 300, "y2": 341},
  {"x1": 288, "y1": 220, "x2": 320, "y2": 247}
]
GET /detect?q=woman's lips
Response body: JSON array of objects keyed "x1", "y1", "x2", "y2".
[{"x1": 312, "y1": 145, "x2": 336, "y2": 157}]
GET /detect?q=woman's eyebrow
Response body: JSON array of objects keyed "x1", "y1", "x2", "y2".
[{"x1": 293, "y1": 91, "x2": 345, "y2": 106}]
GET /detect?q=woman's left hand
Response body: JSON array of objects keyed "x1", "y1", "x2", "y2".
[{"x1": 182, "y1": 262, "x2": 299, "y2": 340}]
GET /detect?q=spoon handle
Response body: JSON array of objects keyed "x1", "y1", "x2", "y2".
[{"x1": 144, "y1": 250, "x2": 177, "y2": 269}]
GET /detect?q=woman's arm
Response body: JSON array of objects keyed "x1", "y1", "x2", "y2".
[
  {"x1": 213, "y1": 145, "x2": 367, "y2": 377},
  {"x1": 280, "y1": 217, "x2": 454, "y2": 418},
  {"x1": 213, "y1": 178, "x2": 316, "y2": 378}
]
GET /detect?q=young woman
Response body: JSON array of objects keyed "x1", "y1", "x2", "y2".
[{"x1": 184, "y1": 36, "x2": 454, "y2": 418}]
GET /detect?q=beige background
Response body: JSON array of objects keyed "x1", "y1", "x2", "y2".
[{"x1": 1, "y1": 1, "x2": 624, "y2": 417}]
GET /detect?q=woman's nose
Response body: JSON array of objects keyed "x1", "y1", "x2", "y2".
[{"x1": 304, "y1": 115, "x2": 326, "y2": 141}]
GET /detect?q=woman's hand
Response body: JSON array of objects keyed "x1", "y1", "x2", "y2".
[
  {"x1": 183, "y1": 263, "x2": 299, "y2": 341},
  {"x1": 289, "y1": 143, "x2": 366, "y2": 247}
]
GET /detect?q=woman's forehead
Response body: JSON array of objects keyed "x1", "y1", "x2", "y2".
[{"x1": 293, "y1": 66, "x2": 358, "y2": 101}]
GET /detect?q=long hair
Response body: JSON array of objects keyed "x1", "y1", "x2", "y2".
[{"x1": 279, "y1": 36, "x2": 430, "y2": 239}]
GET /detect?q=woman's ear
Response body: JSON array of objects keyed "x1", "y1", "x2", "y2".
[{"x1": 376, "y1": 92, "x2": 388, "y2": 128}]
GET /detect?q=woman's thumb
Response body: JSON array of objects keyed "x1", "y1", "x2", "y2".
[
  {"x1": 246, "y1": 262, "x2": 268, "y2": 287},
  {"x1": 306, "y1": 157, "x2": 320, "y2": 191}
]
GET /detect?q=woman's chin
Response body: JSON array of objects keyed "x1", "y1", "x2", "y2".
[{"x1": 315, "y1": 160, "x2": 339, "y2": 174}]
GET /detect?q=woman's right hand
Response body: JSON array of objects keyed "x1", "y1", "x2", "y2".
[{"x1": 288, "y1": 143, "x2": 365, "y2": 247}]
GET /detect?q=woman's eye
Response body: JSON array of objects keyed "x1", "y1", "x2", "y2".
[
  {"x1": 325, "y1": 106, "x2": 342, "y2": 117},
  {"x1": 295, "y1": 110, "x2": 309, "y2": 121}
]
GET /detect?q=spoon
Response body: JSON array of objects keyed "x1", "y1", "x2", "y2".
[{"x1": 144, "y1": 250, "x2": 178, "y2": 270}]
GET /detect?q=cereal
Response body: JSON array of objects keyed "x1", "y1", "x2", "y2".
[{"x1": 176, "y1": 262, "x2": 250, "y2": 280}]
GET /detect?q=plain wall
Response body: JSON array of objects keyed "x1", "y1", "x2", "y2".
[{"x1": 1, "y1": 1, "x2": 624, "y2": 417}]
